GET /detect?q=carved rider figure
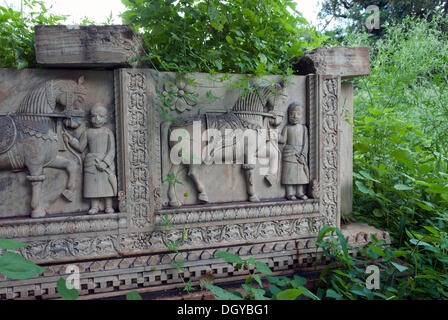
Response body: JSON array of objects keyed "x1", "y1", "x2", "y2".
[
  {"x1": 63, "y1": 104, "x2": 117, "y2": 214},
  {"x1": 279, "y1": 103, "x2": 310, "y2": 200}
]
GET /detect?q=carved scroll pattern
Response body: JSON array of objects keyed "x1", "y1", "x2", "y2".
[
  {"x1": 321, "y1": 77, "x2": 339, "y2": 226},
  {"x1": 127, "y1": 72, "x2": 152, "y2": 229},
  {"x1": 123, "y1": 216, "x2": 324, "y2": 251}
]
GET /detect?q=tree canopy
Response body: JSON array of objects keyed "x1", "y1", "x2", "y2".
[{"x1": 121, "y1": 0, "x2": 326, "y2": 75}]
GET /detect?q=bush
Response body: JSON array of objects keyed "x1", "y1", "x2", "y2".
[
  {"x1": 121, "y1": 0, "x2": 326, "y2": 75},
  {"x1": 0, "y1": 0, "x2": 66, "y2": 68}
]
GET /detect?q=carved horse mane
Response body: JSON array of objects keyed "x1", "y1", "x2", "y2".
[
  {"x1": 232, "y1": 78, "x2": 285, "y2": 127},
  {"x1": 16, "y1": 78, "x2": 86, "y2": 122}
]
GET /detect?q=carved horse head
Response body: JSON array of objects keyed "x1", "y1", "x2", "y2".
[
  {"x1": 265, "y1": 78, "x2": 287, "y2": 127},
  {"x1": 232, "y1": 77, "x2": 286, "y2": 128},
  {"x1": 16, "y1": 76, "x2": 87, "y2": 117}
]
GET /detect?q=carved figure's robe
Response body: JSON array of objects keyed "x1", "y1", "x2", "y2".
[
  {"x1": 83, "y1": 127, "x2": 117, "y2": 198},
  {"x1": 281, "y1": 124, "x2": 309, "y2": 185}
]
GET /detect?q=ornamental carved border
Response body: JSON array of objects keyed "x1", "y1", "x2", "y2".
[
  {"x1": 320, "y1": 76, "x2": 341, "y2": 227},
  {"x1": 115, "y1": 69, "x2": 156, "y2": 232},
  {"x1": 156, "y1": 200, "x2": 320, "y2": 226}
]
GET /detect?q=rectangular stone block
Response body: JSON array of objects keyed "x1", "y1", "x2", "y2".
[
  {"x1": 35, "y1": 25, "x2": 146, "y2": 68},
  {"x1": 293, "y1": 47, "x2": 370, "y2": 79}
]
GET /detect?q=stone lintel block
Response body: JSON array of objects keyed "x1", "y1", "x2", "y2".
[
  {"x1": 341, "y1": 222, "x2": 390, "y2": 244},
  {"x1": 292, "y1": 46, "x2": 370, "y2": 79},
  {"x1": 35, "y1": 25, "x2": 146, "y2": 68}
]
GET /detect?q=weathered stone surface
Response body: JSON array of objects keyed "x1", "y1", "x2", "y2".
[
  {"x1": 0, "y1": 68, "x2": 115, "y2": 218},
  {"x1": 35, "y1": 25, "x2": 146, "y2": 68},
  {"x1": 340, "y1": 83, "x2": 354, "y2": 217},
  {"x1": 292, "y1": 47, "x2": 370, "y2": 79},
  {"x1": 341, "y1": 222, "x2": 391, "y2": 244}
]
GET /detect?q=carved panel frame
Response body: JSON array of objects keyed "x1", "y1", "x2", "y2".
[{"x1": 0, "y1": 71, "x2": 341, "y2": 266}]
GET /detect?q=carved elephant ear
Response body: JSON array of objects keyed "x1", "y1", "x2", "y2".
[{"x1": 78, "y1": 76, "x2": 85, "y2": 85}]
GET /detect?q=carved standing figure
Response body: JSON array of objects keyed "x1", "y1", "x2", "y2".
[
  {"x1": 279, "y1": 103, "x2": 309, "y2": 200},
  {"x1": 64, "y1": 104, "x2": 117, "y2": 214},
  {"x1": 0, "y1": 77, "x2": 86, "y2": 218}
]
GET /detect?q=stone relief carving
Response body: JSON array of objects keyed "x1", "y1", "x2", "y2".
[
  {"x1": 156, "y1": 200, "x2": 320, "y2": 225},
  {"x1": 321, "y1": 77, "x2": 339, "y2": 227},
  {"x1": 126, "y1": 71, "x2": 152, "y2": 228},
  {"x1": 166, "y1": 78, "x2": 286, "y2": 207},
  {"x1": 279, "y1": 103, "x2": 310, "y2": 200},
  {"x1": 0, "y1": 77, "x2": 87, "y2": 218},
  {"x1": 162, "y1": 75, "x2": 198, "y2": 113},
  {"x1": 64, "y1": 104, "x2": 118, "y2": 214}
]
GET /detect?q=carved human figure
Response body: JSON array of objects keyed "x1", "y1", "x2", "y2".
[
  {"x1": 279, "y1": 103, "x2": 309, "y2": 200},
  {"x1": 63, "y1": 104, "x2": 117, "y2": 214}
]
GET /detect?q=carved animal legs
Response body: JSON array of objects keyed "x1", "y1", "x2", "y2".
[
  {"x1": 257, "y1": 141, "x2": 279, "y2": 186},
  {"x1": 26, "y1": 167, "x2": 46, "y2": 218},
  {"x1": 242, "y1": 164, "x2": 259, "y2": 202},
  {"x1": 187, "y1": 164, "x2": 209, "y2": 203},
  {"x1": 47, "y1": 155, "x2": 79, "y2": 202}
]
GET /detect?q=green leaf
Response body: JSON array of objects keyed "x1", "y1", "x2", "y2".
[
  {"x1": 298, "y1": 286, "x2": 320, "y2": 300},
  {"x1": 269, "y1": 285, "x2": 282, "y2": 295},
  {"x1": 390, "y1": 261, "x2": 409, "y2": 272},
  {"x1": 0, "y1": 239, "x2": 28, "y2": 250},
  {"x1": 394, "y1": 184, "x2": 414, "y2": 191},
  {"x1": 214, "y1": 251, "x2": 242, "y2": 264},
  {"x1": 392, "y1": 250, "x2": 409, "y2": 257},
  {"x1": 368, "y1": 245, "x2": 386, "y2": 257},
  {"x1": 0, "y1": 252, "x2": 46, "y2": 280},
  {"x1": 326, "y1": 289, "x2": 343, "y2": 300},
  {"x1": 317, "y1": 225, "x2": 335, "y2": 242},
  {"x1": 253, "y1": 274, "x2": 263, "y2": 287},
  {"x1": 293, "y1": 275, "x2": 307, "y2": 287},
  {"x1": 126, "y1": 291, "x2": 143, "y2": 300},
  {"x1": 214, "y1": 60, "x2": 222, "y2": 71},
  {"x1": 206, "y1": 284, "x2": 244, "y2": 300},
  {"x1": 275, "y1": 288, "x2": 303, "y2": 300},
  {"x1": 391, "y1": 149, "x2": 414, "y2": 169},
  {"x1": 359, "y1": 170, "x2": 380, "y2": 183},
  {"x1": 253, "y1": 261, "x2": 273, "y2": 275},
  {"x1": 57, "y1": 277, "x2": 79, "y2": 300},
  {"x1": 355, "y1": 181, "x2": 375, "y2": 196}
]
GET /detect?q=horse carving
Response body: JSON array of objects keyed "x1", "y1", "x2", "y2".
[
  {"x1": 0, "y1": 77, "x2": 87, "y2": 218},
  {"x1": 167, "y1": 78, "x2": 286, "y2": 207}
]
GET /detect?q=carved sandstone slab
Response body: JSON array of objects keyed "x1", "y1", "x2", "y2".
[
  {"x1": 292, "y1": 47, "x2": 370, "y2": 79},
  {"x1": 35, "y1": 25, "x2": 146, "y2": 68},
  {"x1": 0, "y1": 68, "x2": 116, "y2": 218}
]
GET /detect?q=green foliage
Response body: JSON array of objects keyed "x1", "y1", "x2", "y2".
[
  {"x1": 316, "y1": 225, "x2": 448, "y2": 300},
  {"x1": 208, "y1": 250, "x2": 320, "y2": 300},
  {"x1": 319, "y1": 0, "x2": 448, "y2": 34},
  {"x1": 56, "y1": 277, "x2": 79, "y2": 300},
  {"x1": 0, "y1": 0, "x2": 66, "y2": 68},
  {"x1": 126, "y1": 291, "x2": 143, "y2": 300},
  {"x1": 0, "y1": 239, "x2": 28, "y2": 250},
  {"x1": 121, "y1": 0, "x2": 326, "y2": 75},
  {"x1": 328, "y1": 14, "x2": 448, "y2": 242},
  {"x1": 0, "y1": 239, "x2": 46, "y2": 280},
  {"x1": 159, "y1": 214, "x2": 196, "y2": 293}
]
